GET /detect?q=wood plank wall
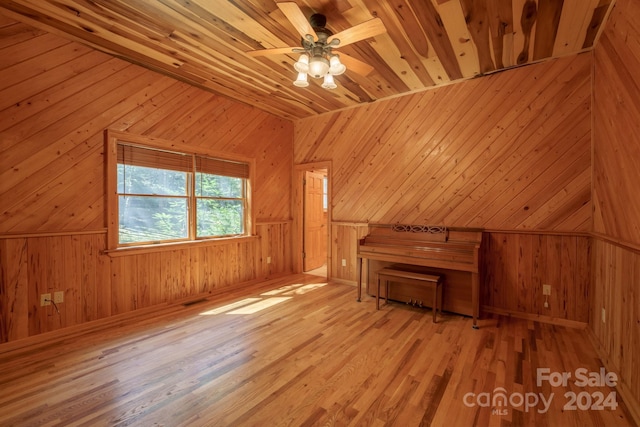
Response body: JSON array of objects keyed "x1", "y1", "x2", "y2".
[
  {"x1": 330, "y1": 222, "x2": 369, "y2": 284},
  {"x1": 591, "y1": 0, "x2": 640, "y2": 421},
  {"x1": 592, "y1": 0, "x2": 640, "y2": 244},
  {"x1": 297, "y1": 54, "x2": 593, "y2": 323},
  {"x1": 590, "y1": 239, "x2": 640, "y2": 422},
  {"x1": 0, "y1": 19, "x2": 293, "y2": 343},
  {"x1": 593, "y1": 1, "x2": 640, "y2": 243},
  {"x1": 295, "y1": 54, "x2": 592, "y2": 231},
  {"x1": 481, "y1": 232, "x2": 590, "y2": 324}
]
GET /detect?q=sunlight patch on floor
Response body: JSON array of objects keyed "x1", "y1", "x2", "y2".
[
  {"x1": 227, "y1": 297, "x2": 292, "y2": 314},
  {"x1": 261, "y1": 282, "x2": 328, "y2": 296},
  {"x1": 200, "y1": 281, "x2": 328, "y2": 316},
  {"x1": 199, "y1": 298, "x2": 261, "y2": 315},
  {"x1": 260, "y1": 283, "x2": 305, "y2": 296},
  {"x1": 280, "y1": 282, "x2": 328, "y2": 295}
]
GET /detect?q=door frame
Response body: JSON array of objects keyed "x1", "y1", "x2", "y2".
[{"x1": 293, "y1": 161, "x2": 332, "y2": 276}]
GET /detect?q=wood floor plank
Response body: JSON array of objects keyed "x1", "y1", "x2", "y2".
[{"x1": 0, "y1": 274, "x2": 634, "y2": 426}]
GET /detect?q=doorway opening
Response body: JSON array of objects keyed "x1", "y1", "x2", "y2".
[
  {"x1": 293, "y1": 162, "x2": 331, "y2": 278},
  {"x1": 303, "y1": 168, "x2": 327, "y2": 275}
]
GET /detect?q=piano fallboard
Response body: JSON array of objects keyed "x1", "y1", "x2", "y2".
[{"x1": 358, "y1": 242, "x2": 478, "y2": 272}]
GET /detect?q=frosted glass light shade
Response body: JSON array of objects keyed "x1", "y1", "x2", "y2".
[
  {"x1": 293, "y1": 72, "x2": 309, "y2": 87},
  {"x1": 308, "y1": 56, "x2": 329, "y2": 78},
  {"x1": 329, "y1": 55, "x2": 346, "y2": 75},
  {"x1": 321, "y1": 73, "x2": 337, "y2": 89},
  {"x1": 294, "y1": 54, "x2": 309, "y2": 73}
]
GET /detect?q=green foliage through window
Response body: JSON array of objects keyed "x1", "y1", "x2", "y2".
[{"x1": 116, "y1": 144, "x2": 248, "y2": 245}]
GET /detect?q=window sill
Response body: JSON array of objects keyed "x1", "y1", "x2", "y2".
[{"x1": 104, "y1": 235, "x2": 259, "y2": 257}]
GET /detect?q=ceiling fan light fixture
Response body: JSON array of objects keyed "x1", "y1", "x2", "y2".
[
  {"x1": 308, "y1": 55, "x2": 329, "y2": 78},
  {"x1": 293, "y1": 72, "x2": 309, "y2": 87},
  {"x1": 321, "y1": 73, "x2": 337, "y2": 89},
  {"x1": 249, "y1": 3, "x2": 387, "y2": 91},
  {"x1": 294, "y1": 53, "x2": 309, "y2": 73},
  {"x1": 329, "y1": 55, "x2": 346, "y2": 75}
]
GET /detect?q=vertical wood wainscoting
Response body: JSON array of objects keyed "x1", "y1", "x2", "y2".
[
  {"x1": 482, "y1": 232, "x2": 590, "y2": 326},
  {"x1": 331, "y1": 224, "x2": 591, "y2": 326},
  {"x1": 330, "y1": 222, "x2": 369, "y2": 284},
  {"x1": 589, "y1": 237, "x2": 640, "y2": 423},
  {"x1": 0, "y1": 222, "x2": 291, "y2": 343}
]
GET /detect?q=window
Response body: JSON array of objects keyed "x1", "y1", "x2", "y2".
[
  {"x1": 194, "y1": 156, "x2": 247, "y2": 238},
  {"x1": 106, "y1": 132, "x2": 252, "y2": 249},
  {"x1": 322, "y1": 175, "x2": 328, "y2": 212}
]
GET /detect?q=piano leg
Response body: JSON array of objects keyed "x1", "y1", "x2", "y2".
[
  {"x1": 356, "y1": 257, "x2": 362, "y2": 302},
  {"x1": 472, "y1": 272, "x2": 479, "y2": 329}
]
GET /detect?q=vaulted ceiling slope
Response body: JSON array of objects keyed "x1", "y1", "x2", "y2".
[{"x1": 0, "y1": 0, "x2": 614, "y2": 120}]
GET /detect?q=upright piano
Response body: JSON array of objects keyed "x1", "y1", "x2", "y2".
[{"x1": 357, "y1": 224, "x2": 482, "y2": 328}]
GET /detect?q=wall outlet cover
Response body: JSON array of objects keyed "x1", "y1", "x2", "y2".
[
  {"x1": 54, "y1": 291, "x2": 64, "y2": 303},
  {"x1": 40, "y1": 293, "x2": 51, "y2": 306}
]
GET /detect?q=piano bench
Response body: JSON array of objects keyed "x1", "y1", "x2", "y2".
[{"x1": 376, "y1": 268, "x2": 443, "y2": 323}]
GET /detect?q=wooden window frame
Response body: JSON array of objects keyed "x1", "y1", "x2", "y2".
[{"x1": 105, "y1": 130, "x2": 255, "y2": 251}]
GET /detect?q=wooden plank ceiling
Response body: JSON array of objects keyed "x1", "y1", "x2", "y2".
[{"x1": 0, "y1": 0, "x2": 614, "y2": 120}]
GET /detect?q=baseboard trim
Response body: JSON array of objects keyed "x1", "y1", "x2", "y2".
[
  {"x1": 330, "y1": 277, "x2": 357, "y2": 287},
  {"x1": 482, "y1": 306, "x2": 588, "y2": 329},
  {"x1": 586, "y1": 328, "x2": 640, "y2": 426}
]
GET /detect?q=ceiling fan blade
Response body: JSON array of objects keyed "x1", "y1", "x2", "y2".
[
  {"x1": 247, "y1": 46, "x2": 297, "y2": 57},
  {"x1": 277, "y1": 2, "x2": 318, "y2": 40},
  {"x1": 339, "y1": 53, "x2": 375, "y2": 76},
  {"x1": 328, "y1": 18, "x2": 386, "y2": 47}
]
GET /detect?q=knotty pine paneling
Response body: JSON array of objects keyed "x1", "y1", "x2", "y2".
[
  {"x1": 330, "y1": 222, "x2": 369, "y2": 284},
  {"x1": 256, "y1": 222, "x2": 292, "y2": 278},
  {"x1": 0, "y1": 21, "x2": 293, "y2": 343},
  {"x1": 295, "y1": 53, "x2": 592, "y2": 232},
  {"x1": 109, "y1": 239, "x2": 260, "y2": 314},
  {"x1": 0, "y1": 233, "x2": 110, "y2": 342},
  {"x1": 0, "y1": 238, "x2": 28, "y2": 342},
  {"x1": 590, "y1": 237, "x2": 640, "y2": 422},
  {"x1": 482, "y1": 232, "x2": 590, "y2": 323},
  {"x1": 0, "y1": 224, "x2": 290, "y2": 342},
  {"x1": 591, "y1": 0, "x2": 640, "y2": 422},
  {"x1": 593, "y1": 0, "x2": 640, "y2": 245},
  {"x1": 0, "y1": 21, "x2": 293, "y2": 233}
]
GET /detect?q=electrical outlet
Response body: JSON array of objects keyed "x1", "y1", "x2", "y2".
[
  {"x1": 54, "y1": 291, "x2": 64, "y2": 304},
  {"x1": 341, "y1": 259, "x2": 346, "y2": 267},
  {"x1": 267, "y1": 256, "x2": 271, "y2": 264},
  {"x1": 543, "y1": 284, "x2": 551, "y2": 296},
  {"x1": 40, "y1": 293, "x2": 51, "y2": 306},
  {"x1": 602, "y1": 308, "x2": 606, "y2": 323}
]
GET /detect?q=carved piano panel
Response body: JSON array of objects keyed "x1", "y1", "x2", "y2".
[{"x1": 357, "y1": 224, "x2": 482, "y2": 327}]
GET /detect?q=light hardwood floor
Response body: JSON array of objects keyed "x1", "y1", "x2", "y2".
[{"x1": 0, "y1": 274, "x2": 634, "y2": 426}]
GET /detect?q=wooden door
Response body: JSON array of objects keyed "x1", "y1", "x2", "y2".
[{"x1": 303, "y1": 170, "x2": 327, "y2": 271}]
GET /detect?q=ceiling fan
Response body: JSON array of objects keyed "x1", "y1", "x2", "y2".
[{"x1": 246, "y1": 2, "x2": 387, "y2": 89}]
